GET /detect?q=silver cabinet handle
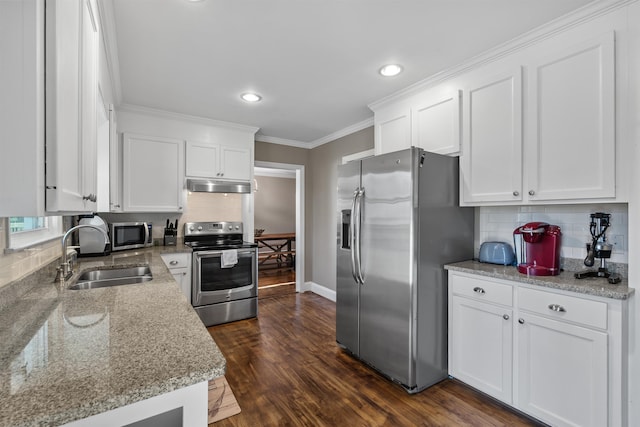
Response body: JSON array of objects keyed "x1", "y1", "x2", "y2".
[
  {"x1": 528, "y1": 190, "x2": 535, "y2": 196},
  {"x1": 503, "y1": 314, "x2": 510, "y2": 320},
  {"x1": 473, "y1": 287, "x2": 485, "y2": 294},
  {"x1": 83, "y1": 193, "x2": 97, "y2": 202},
  {"x1": 170, "y1": 260, "x2": 179, "y2": 265},
  {"x1": 513, "y1": 191, "x2": 519, "y2": 197},
  {"x1": 548, "y1": 304, "x2": 566, "y2": 313},
  {"x1": 518, "y1": 318, "x2": 525, "y2": 324}
]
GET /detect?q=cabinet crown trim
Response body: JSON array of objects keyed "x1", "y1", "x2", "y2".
[{"x1": 368, "y1": 0, "x2": 635, "y2": 112}]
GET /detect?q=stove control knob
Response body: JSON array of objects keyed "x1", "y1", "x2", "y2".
[
  {"x1": 235, "y1": 226, "x2": 240, "y2": 230},
  {"x1": 228, "y1": 226, "x2": 233, "y2": 230},
  {"x1": 197, "y1": 226, "x2": 203, "y2": 231},
  {"x1": 189, "y1": 226, "x2": 195, "y2": 231}
]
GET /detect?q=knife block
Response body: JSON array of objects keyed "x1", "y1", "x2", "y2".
[{"x1": 163, "y1": 228, "x2": 177, "y2": 246}]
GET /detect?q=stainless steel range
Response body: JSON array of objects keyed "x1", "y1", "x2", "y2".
[{"x1": 184, "y1": 221, "x2": 258, "y2": 326}]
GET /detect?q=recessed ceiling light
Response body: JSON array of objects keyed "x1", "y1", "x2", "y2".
[
  {"x1": 241, "y1": 93, "x2": 262, "y2": 103},
  {"x1": 379, "y1": 64, "x2": 403, "y2": 77}
]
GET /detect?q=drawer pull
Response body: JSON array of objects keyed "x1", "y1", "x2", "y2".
[
  {"x1": 169, "y1": 260, "x2": 179, "y2": 266},
  {"x1": 518, "y1": 318, "x2": 525, "y2": 324},
  {"x1": 548, "y1": 304, "x2": 566, "y2": 313},
  {"x1": 503, "y1": 314, "x2": 509, "y2": 320},
  {"x1": 473, "y1": 287, "x2": 485, "y2": 294}
]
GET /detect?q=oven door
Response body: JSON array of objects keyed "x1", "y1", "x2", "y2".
[{"x1": 192, "y1": 248, "x2": 257, "y2": 306}]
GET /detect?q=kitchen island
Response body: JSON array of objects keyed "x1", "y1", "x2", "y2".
[{"x1": 0, "y1": 246, "x2": 225, "y2": 427}]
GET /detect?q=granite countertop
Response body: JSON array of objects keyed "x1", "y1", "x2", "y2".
[
  {"x1": 0, "y1": 245, "x2": 226, "y2": 427},
  {"x1": 445, "y1": 260, "x2": 634, "y2": 300}
]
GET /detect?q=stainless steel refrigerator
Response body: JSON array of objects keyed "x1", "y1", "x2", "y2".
[{"x1": 336, "y1": 147, "x2": 474, "y2": 393}]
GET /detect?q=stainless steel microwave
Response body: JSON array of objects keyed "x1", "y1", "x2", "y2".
[{"x1": 110, "y1": 222, "x2": 153, "y2": 251}]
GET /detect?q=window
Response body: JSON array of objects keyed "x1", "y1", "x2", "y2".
[{"x1": 9, "y1": 216, "x2": 63, "y2": 249}]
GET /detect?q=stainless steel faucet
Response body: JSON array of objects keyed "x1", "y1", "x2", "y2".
[{"x1": 55, "y1": 224, "x2": 110, "y2": 282}]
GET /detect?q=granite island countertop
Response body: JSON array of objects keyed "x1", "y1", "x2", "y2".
[
  {"x1": 445, "y1": 260, "x2": 634, "y2": 300},
  {"x1": 0, "y1": 245, "x2": 225, "y2": 427}
]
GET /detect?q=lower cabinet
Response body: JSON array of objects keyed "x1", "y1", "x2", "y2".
[
  {"x1": 161, "y1": 253, "x2": 192, "y2": 304},
  {"x1": 448, "y1": 271, "x2": 627, "y2": 427}
]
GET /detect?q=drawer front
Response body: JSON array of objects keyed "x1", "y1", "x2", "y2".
[
  {"x1": 161, "y1": 253, "x2": 191, "y2": 269},
  {"x1": 518, "y1": 287, "x2": 607, "y2": 330},
  {"x1": 450, "y1": 274, "x2": 513, "y2": 306}
]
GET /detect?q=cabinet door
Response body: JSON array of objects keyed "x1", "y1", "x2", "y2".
[
  {"x1": 516, "y1": 312, "x2": 607, "y2": 427},
  {"x1": 460, "y1": 68, "x2": 523, "y2": 204},
  {"x1": 45, "y1": 0, "x2": 99, "y2": 212},
  {"x1": 122, "y1": 133, "x2": 184, "y2": 212},
  {"x1": 450, "y1": 296, "x2": 513, "y2": 403},
  {"x1": 109, "y1": 106, "x2": 122, "y2": 212},
  {"x1": 526, "y1": 32, "x2": 615, "y2": 201},
  {"x1": 374, "y1": 106, "x2": 411, "y2": 155},
  {"x1": 412, "y1": 90, "x2": 461, "y2": 155},
  {"x1": 186, "y1": 141, "x2": 219, "y2": 178},
  {"x1": 220, "y1": 146, "x2": 251, "y2": 181}
]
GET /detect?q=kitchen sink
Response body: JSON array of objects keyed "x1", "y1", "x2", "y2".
[{"x1": 69, "y1": 266, "x2": 153, "y2": 290}]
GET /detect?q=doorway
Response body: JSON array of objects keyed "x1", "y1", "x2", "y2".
[{"x1": 254, "y1": 161, "x2": 305, "y2": 298}]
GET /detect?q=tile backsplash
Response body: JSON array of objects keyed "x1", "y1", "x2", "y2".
[{"x1": 477, "y1": 203, "x2": 628, "y2": 264}]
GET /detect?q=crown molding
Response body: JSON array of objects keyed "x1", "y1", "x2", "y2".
[
  {"x1": 255, "y1": 116, "x2": 374, "y2": 150},
  {"x1": 254, "y1": 135, "x2": 310, "y2": 148},
  {"x1": 307, "y1": 117, "x2": 374, "y2": 148},
  {"x1": 117, "y1": 103, "x2": 260, "y2": 134},
  {"x1": 96, "y1": 0, "x2": 122, "y2": 104},
  {"x1": 369, "y1": 0, "x2": 637, "y2": 111},
  {"x1": 254, "y1": 167, "x2": 296, "y2": 178}
]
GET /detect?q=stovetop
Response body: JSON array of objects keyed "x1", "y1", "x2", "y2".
[{"x1": 183, "y1": 221, "x2": 257, "y2": 251}]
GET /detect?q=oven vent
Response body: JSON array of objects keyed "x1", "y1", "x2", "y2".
[{"x1": 186, "y1": 179, "x2": 251, "y2": 194}]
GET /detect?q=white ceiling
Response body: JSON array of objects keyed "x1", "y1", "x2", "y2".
[{"x1": 108, "y1": 0, "x2": 594, "y2": 147}]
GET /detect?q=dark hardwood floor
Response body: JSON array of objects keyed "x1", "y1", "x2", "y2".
[
  {"x1": 258, "y1": 267, "x2": 296, "y2": 299},
  {"x1": 207, "y1": 293, "x2": 542, "y2": 426}
]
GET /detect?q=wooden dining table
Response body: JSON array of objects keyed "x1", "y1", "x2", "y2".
[{"x1": 255, "y1": 233, "x2": 295, "y2": 269}]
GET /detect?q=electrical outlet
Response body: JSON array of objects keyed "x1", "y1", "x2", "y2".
[{"x1": 611, "y1": 235, "x2": 625, "y2": 250}]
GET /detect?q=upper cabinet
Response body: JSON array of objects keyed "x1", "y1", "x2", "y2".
[
  {"x1": 459, "y1": 32, "x2": 616, "y2": 206},
  {"x1": 185, "y1": 142, "x2": 251, "y2": 182},
  {"x1": 0, "y1": 0, "x2": 101, "y2": 216},
  {"x1": 460, "y1": 68, "x2": 523, "y2": 204},
  {"x1": 122, "y1": 133, "x2": 185, "y2": 213},
  {"x1": 525, "y1": 32, "x2": 615, "y2": 202},
  {"x1": 372, "y1": 89, "x2": 461, "y2": 156}
]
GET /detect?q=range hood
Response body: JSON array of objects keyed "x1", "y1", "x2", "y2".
[{"x1": 186, "y1": 178, "x2": 251, "y2": 194}]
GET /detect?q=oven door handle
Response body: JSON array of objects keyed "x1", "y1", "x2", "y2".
[{"x1": 194, "y1": 248, "x2": 256, "y2": 257}]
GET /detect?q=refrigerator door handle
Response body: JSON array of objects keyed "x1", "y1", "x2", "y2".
[
  {"x1": 349, "y1": 188, "x2": 360, "y2": 284},
  {"x1": 354, "y1": 187, "x2": 365, "y2": 284}
]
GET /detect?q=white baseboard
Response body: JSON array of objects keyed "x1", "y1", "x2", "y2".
[{"x1": 305, "y1": 281, "x2": 336, "y2": 302}]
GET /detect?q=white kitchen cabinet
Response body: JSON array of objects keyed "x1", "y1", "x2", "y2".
[
  {"x1": 372, "y1": 89, "x2": 462, "y2": 156},
  {"x1": 186, "y1": 141, "x2": 251, "y2": 181},
  {"x1": 525, "y1": 31, "x2": 615, "y2": 202},
  {"x1": 412, "y1": 90, "x2": 461, "y2": 155},
  {"x1": 45, "y1": 0, "x2": 99, "y2": 213},
  {"x1": 0, "y1": 0, "x2": 100, "y2": 216},
  {"x1": 460, "y1": 68, "x2": 523, "y2": 204},
  {"x1": 373, "y1": 105, "x2": 411, "y2": 155},
  {"x1": 448, "y1": 270, "x2": 627, "y2": 427},
  {"x1": 516, "y1": 312, "x2": 607, "y2": 427},
  {"x1": 108, "y1": 106, "x2": 122, "y2": 212},
  {"x1": 460, "y1": 32, "x2": 616, "y2": 206},
  {"x1": 122, "y1": 133, "x2": 185, "y2": 212},
  {"x1": 161, "y1": 253, "x2": 192, "y2": 303},
  {"x1": 449, "y1": 274, "x2": 513, "y2": 403}
]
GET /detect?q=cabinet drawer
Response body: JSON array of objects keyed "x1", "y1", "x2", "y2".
[
  {"x1": 450, "y1": 274, "x2": 513, "y2": 306},
  {"x1": 518, "y1": 287, "x2": 607, "y2": 330},
  {"x1": 161, "y1": 253, "x2": 191, "y2": 269}
]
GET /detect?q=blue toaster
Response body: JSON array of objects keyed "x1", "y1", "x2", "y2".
[{"x1": 479, "y1": 242, "x2": 515, "y2": 265}]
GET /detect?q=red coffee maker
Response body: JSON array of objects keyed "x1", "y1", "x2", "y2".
[{"x1": 513, "y1": 222, "x2": 562, "y2": 276}]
